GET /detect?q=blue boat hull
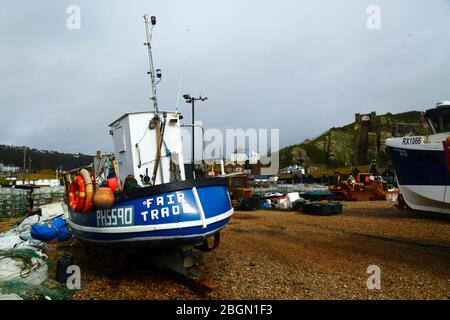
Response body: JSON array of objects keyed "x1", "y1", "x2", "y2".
[
  {"x1": 387, "y1": 144, "x2": 450, "y2": 214},
  {"x1": 68, "y1": 179, "x2": 233, "y2": 247},
  {"x1": 387, "y1": 146, "x2": 450, "y2": 186}
]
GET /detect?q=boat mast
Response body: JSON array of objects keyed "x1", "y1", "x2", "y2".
[{"x1": 143, "y1": 14, "x2": 164, "y2": 185}]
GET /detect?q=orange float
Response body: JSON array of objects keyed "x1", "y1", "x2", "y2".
[
  {"x1": 68, "y1": 175, "x2": 86, "y2": 212},
  {"x1": 68, "y1": 168, "x2": 94, "y2": 213},
  {"x1": 93, "y1": 187, "x2": 115, "y2": 209}
]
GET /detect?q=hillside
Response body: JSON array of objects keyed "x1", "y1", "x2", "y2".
[
  {"x1": 0, "y1": 145, "x2": 92, "y2": 171},
  {"x1": 279, "y1": 111, "x2": 424, "y2": 171}
]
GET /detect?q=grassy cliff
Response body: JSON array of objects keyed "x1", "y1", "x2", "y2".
[{"x1": 279, "y1": 111, "x2": 423, "y2": 171}]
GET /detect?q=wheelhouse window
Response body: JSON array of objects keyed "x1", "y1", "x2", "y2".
[{"x1": 427, "y1": 107, "x2": 450, "y2": 134}]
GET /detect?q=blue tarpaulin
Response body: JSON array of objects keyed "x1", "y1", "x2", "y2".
[{"x1": 31, "y1": 217, "x2": 73, "y2": 242}]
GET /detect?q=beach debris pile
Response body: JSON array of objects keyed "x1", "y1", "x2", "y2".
[
  {"x1": 302, "y1": 200, "x2": 343, "y2": 216},
  {"x1": 259, "y1": 189, "x2": 343, "y2": 216},
  {"x1": 0, "y1": 202, "x2": 74, "y2": 300}
]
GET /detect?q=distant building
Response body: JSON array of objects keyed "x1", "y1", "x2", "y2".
[
  {"x1": 0, "y1": 163, "x2": 20, "y2": 173},
  {"x1": 15, "y1": 179, "x2": 61, "y2": 187},
  {"x1": 278, "y1": 165, "x2": 305, "y2": 175},
  {"x1": 230, "y1": 149, "x2": 260, "y2": 164},
  {"x1": 225, "y1": 149, "x2": 262, "y2": 175},
  {"x1": 354, "y1": 111, "x2": 377, "y2": 166},
  {"x1": 253, "y1": 175, "x2": 271, "y2": 183}
]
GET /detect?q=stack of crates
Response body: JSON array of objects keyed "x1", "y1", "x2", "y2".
[
  {"x1": 32, "y1": 186, "x2": 65, "y2": 207},
  {"x1": 0, "y1": 188, "x2": 31, "y2": 217}
]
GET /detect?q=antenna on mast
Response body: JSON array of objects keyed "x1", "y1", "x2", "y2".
[
  {"x1": 143, "y1": 14, "x2": 164, "y2": 185},
  {"x1": 143, "y1": 14, "x2": 159, "y2": 114}
]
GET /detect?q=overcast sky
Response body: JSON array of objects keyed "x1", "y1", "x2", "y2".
[{"x1": 1, "y1": 0, "x2": 449, "y2": 156}]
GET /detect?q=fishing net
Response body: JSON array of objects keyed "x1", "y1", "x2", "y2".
[
  {"x1": 0, "y1": 247, "x2": 76, "y2": 300},
  {"x1": 0, "y1": 248, "x2": 47, "y2": 285},
  {"x1": 0, "y1": 217, "x2": 77, "y2": 300},
  {"x1": 0, "y1": 279, "x2": 74, "y2": 300}
]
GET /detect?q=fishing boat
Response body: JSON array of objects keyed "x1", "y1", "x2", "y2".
[
  {"x1": 62, "y1": 15, "x2": 233, "y2": 262},
  {"x1": 386, "y1": 101, "x2": 450, "y2": 214}
]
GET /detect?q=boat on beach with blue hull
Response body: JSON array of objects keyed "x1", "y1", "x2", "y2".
[
  {"x1": 62, "y1": 15, "x2": 234, "y2": 274},
  {"x1": 68, "y1": 179, "x2": 233, "y2": 247},
  {"x1": 386, "y1": 101, "x2": 450, "y2": 214}
]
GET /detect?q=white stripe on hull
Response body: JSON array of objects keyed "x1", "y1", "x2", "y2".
[
  {"x1": 399, "y1": 185, "x2": 450, "y2": 214},
  {"x1": 75, "y1": 226, "x2": 226, "y2": 244}
]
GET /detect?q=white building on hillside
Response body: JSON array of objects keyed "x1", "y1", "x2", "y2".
[
  {"x1": 0, "y1": 163, "x2": 21, "y2": 173},
  {"x1": 230, "y1": 149, "x2": 260, "y2": 164},
  {"x1": 278, "y1": 165, "x2": 305, "y2": 175}
]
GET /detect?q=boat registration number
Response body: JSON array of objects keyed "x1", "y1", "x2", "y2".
[
  {"x1": 402, "y1": 136, "x2": 422, "y2": 145},
  {"x1": 96, "y1": 207, "x2": 134, "y2": 227}
]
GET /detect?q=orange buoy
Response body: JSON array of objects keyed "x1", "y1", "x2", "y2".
[
  {"x1": 69, "y1": 175, "x2": 86, "y2": 212},
  {"x1": 107, "y1": 176, "x2": 118, "y2": 192},
  {"x1": 93, "y1": 187, "x2": 115, "y2": 209}
]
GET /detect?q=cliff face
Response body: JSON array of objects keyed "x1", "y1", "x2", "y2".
[{"x1": 279, "y1": 111, "x2": 424, "y2": 170}]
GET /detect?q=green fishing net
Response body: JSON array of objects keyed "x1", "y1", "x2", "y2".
[
  {"x1": 0, "y1": 279, "x2": 74, "y2": 300},
  {"x1": 0, "y1": 248, "x2": 76, "y2": 300}
]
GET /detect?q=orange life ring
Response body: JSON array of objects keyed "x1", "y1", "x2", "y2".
[
  {"x1": 69, "y1": 175, "x2": 86, "y2": 212},
  {"x1": 80, "y1": 169, "x2": 94, "y2": 213}
]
